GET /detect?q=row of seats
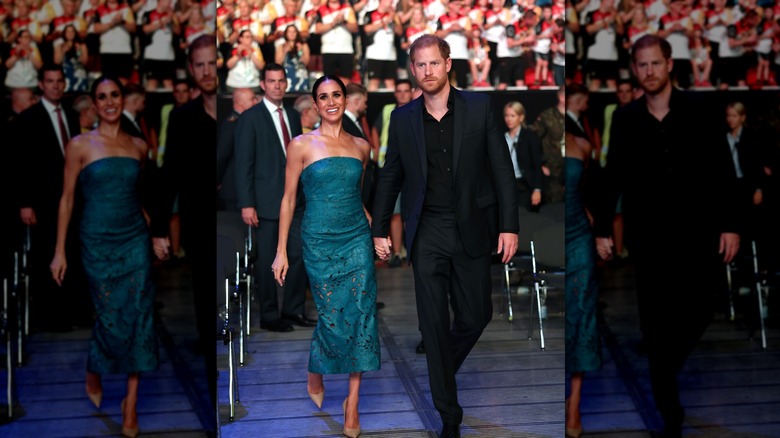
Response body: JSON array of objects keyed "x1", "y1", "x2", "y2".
[
  {"x1": 500, "y1": 202, "x2": 564, "y2": 351},
  {"x1": 216, "y1": 211, "x2": 254, "y2": 422}
]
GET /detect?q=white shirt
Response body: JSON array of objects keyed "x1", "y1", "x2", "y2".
[
  {"x1": 42, "y1": 97, "x2": 71, "y2": 154},
  {"x1": 726, "y1": 127, "x2": 743, "y2": 179},
  {"x1": 505, "y1": 129, "x2": 522, "y2": 179},
  {"x1": 262, "y1": 98, "x2": 291, "y2": 156}
]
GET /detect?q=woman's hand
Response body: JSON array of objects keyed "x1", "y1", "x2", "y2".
[
  {"x1": 50, "y1": 253, "x2": 67, "y2": 286},
  {"x1": 271, "y1": 253, "x2": 289, "y2": 286}
]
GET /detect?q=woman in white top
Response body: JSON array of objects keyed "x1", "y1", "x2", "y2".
[{"x1": 226, "y1": 29, "x2": 265, "y2": 91}]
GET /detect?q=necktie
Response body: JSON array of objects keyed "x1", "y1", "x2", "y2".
[
  {"x1": 55, "y1": 107, "x2": 69, "y2": 149},
  {"x1": 277, "y1": 107, "x2": 291, "y2": 148}
]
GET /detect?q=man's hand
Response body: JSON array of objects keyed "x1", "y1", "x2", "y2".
[
  {"x1": 595, "y1": 236, "x2": 613, "y2": 260},
  {"x1": 497, "y1": 232, "x2": 518, "y2": 264},
  {"x1": 719, "y1": 232, "x2": 739, "y2": 264},
  {"x1": 153, "y1": 237, "x2": 171, "y2": 260},
  {"x1": 241, "y1": 207, "x2": 259, "y2": 227},
  {"x1": 373, "y1": 237, "x2": 392, "y2": 261},
  {"x1": 20, "y1": 207, "x2": 37, "y2": 225}
]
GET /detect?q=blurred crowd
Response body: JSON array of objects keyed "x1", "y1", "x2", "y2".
[
  {"x1": 214, "y1": 0, "x2": 567, "y2": 93},
  {"x1": 566, "y1": 0, "x2": 780, "y2": 90}
]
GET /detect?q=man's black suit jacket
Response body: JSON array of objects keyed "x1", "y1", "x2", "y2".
[
  {"x1": 594, "y1": 88, "x2": 740, "y2": 257},
  {"x1": 371, "y1": 88, "x2": 519, "y2": 259},
  {"x1": 16, "y1": 100, "x2": 81, "y2": 220},
  {"x1": 217, "y1": 109, "x2": 240, "y2": 211},
  {"x1": 514, "y1": 127, "x2": 543, "y2": 190},
  {"x1": 121, "y1": 112, "x2": 146, "y2": 141},
  {"x1": 234, "y1": 100, "x2": 304, "y2": 220}
]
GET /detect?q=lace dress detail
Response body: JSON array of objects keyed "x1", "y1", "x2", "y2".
[
  {"x1": 300, "y1": 157, "x2": 380, "y2": 374},
  {"x1": 79, "y1": 157, "x2": 158, "y2": 374},
  {"x1": 564, "y1": 157, "x2": 601, "y2": 373}
]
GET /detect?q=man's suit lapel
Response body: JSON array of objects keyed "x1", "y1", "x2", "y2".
[
  {"x1": 409, "y1": 97, "x2": 427, "y2": 181},
  {"x1": 285, "y1": 106, "x2": 302, "y2": 137},
  {"x1": 258, "y1": 103, "x2": 285, "y2": 160},
  {"x1": 36, "y1": 102, "x2": 64, "y2": 157},
  {"x1": 452, "y1": 89, "x2": 466, "y2": 178}
]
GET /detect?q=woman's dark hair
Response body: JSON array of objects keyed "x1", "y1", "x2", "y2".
[
  {"x1": 62, "y1": 24, "x2": 83, "y2": 43},
  {"x1": 90, "y1": 75, "x2": 125, "y2": 101},
  {"x1": 310, "y1": 75, "x2": 346, "y2": 100},
  {"x1": 284, "y1": 24, "x2": 301, "y2": 43}
]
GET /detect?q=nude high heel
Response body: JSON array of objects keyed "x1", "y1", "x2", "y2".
[
  {"x1": 307, "y1": 372, "x2": 324, "y2": 409},
  {"x1": 120, "y1": 397, "x2": 139, "y2": 438},
  {"x1": 308, "y1": 390, "x2": 324, "y2": 409},
  {"x1": 86, "y1": 385, "x2": 102, "y2": 409},
  {"x1": 342, "y1": 397, "x2": 361, "y2": 438},
  {"x1": 86, "y1": 373, "x2": 102, "y2": 409}
]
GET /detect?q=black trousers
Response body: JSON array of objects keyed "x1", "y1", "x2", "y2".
[
  {"x1": 254, "y1": 212, "x2": 307, "y2": 323},
  {"x1": 634, "y1": 255, "x2": 718, "y2": 432},
  {"x1": 411, "y1": 211, "x2": 493, "y2": 425}
]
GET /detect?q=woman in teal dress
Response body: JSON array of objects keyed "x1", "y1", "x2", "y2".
[
  {"x1": 50, "y1": 76, "x2": 158, "y2": 438},
  {"x1": 564, "y1": 132, "x2": 602, "y2": 438},
  {"x1": 272, "y1": 75, "x2": 379, "y2": 438}
]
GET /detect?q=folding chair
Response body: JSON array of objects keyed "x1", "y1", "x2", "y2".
[
  {"x1": 502, "y1": 212, "x2": 556, "y2": 323},
  {"x1": 216, "y1": 235, "x2": 240, "y2": 421},
  {"x1": 529, "y1": 221, "x2": 565, "y2": 351},
  {"x1": 3, "y1": 278, "x2": 14, "y2": 419},
  {"x1": 726, "y1": 240, "x2": 770, "y2": 350},
  {"x1": 217, "y1": 231, "x2": 248, "y2": 366},
  {"x1": 216, "y1": 211, "x2": 254, "y2": 336}
]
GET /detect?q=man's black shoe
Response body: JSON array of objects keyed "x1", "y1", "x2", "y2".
[
  {"x1": 260, "y1": 319, "x2": 294, "y2": 332},
  {"x1": 376, "y1": 301, "x2": 386, "y2": 310},
  {"x1": 439, "y1": 423, "x2": 461, "y2": 438},
  {"x1": 282, "y1": 313, "x2": 317, "y2": 327},
  {"x1": 416, "y1": 340, "x2": 425, "y2": 354}
]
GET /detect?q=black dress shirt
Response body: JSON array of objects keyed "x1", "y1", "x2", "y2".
[{"x1": 422, "y1": 90, "x2": 455, "y2": 214}]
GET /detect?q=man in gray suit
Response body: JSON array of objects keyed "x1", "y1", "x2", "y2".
[{"x1": 234, "y1": 63, "x2": 314, "y2": 332}]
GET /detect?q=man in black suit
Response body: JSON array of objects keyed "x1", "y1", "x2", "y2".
[
  {"x1": 565, "y1": 83, "x2": 589, "y2": 140},
  {"x1": 2, "y1": 87, "x2": 38, "y2": 280},
  {"x1": 594, "y1": 35, "x2": 740, "y2": 438},
  {"x1": 150, "y1": 35, "x2": 219, "y2": 429},
  {"x1": 120, "y1": 82, "x2": 148, "y2": 142},
  {"x1": 217, "y1": 87, "x2": 258, "y2": 211},
  {"x1": 342, "y1": 82, "x2": 378, "y2": 213},
  {"x1": 234, "y1": 63, "x2": 314, "y2": 332},
  {"x1": 372, "y1": 35, "x2": 518, "y2": 438},
  {"x1": 15, "y1": 64, "x2": 89, "y2": 332}
]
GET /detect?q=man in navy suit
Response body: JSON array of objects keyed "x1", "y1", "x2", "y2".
[
  {"x1": 234, "y1": 63, "x2": 314, "y2": 332},
  {"x1": 372, "y1": 35, "x2": 518, "y2": 438},
  {"x1": 15, "y1": 64, "x2": 89, "y2": 332}
]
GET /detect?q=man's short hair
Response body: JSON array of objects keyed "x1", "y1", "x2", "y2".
[
  {"x1": 38, "y1": 63, "x2": 64, "y2": 82},
  {"x1": 188, "y1": 34, "x2": 216, "y2": 62},
  {"x1": 293, "y1": 94, "x2": 314, "y2": 113},
  {"x1": 261, "y1": 63, "x2": 285, "y2": 81},
  {"x1": 396, "y1": 79, "x2": 413, "y2": 89},
  {"x1": 124, "y1": 82, "x2": 146, "y2": 97},
  {"x1": 173, "y1": 78, "x2": 192, "y2": 89},
  {"x1": 566, "y1": 83, "x2": 588, "y2": 101},
  {"x1": 346, "y1": 82, "x2": 368, "y2": 98},
  {"x1": 73, "y1": 94, "x2": 94, "y2": 112},
  {"x1": 631, "y1": 34, "x2": 672, "y2": 63},
  {"x1": 409, "y1": 34, "x2": 450, "y2": 64}
]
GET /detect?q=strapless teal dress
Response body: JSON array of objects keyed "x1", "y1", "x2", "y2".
[
  {"x1": 79, "y1": 157, "x2": 158, "y2": 374},
  {"x1": 564, "y1": 157, "x2": 601, "y2": 373},
  {"x1": 300, "y1": 157, "x2": 380, "y2": 374}
]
